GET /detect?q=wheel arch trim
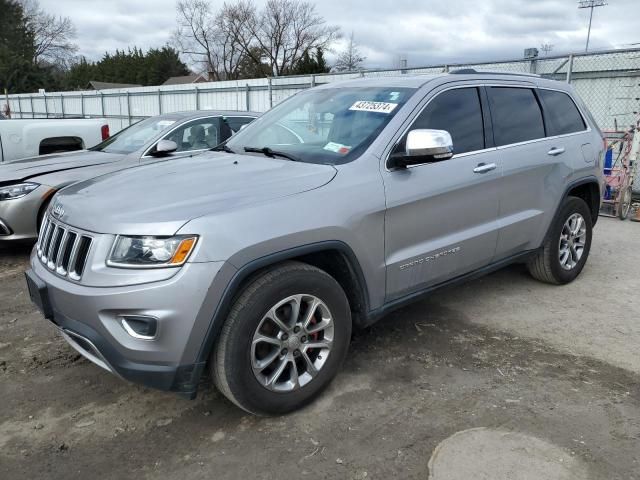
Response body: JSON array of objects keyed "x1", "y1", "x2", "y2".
[
  {"x1": 565, "y1": 176, "x2": 601, "y2": 222},
  {"x1": 545, "y1": 176, "x2": 601, "y2": 241},
  {"x1": 193, "y1": 240, "x2": 370, "y2": 367}
]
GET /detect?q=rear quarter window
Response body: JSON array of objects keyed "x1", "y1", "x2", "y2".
[
  {"x1": 538, "y1": 89, "x2": 586, "y2": 136},
  {"x1": 488, "y1": 87, "x2": 545, "y2": 146}
]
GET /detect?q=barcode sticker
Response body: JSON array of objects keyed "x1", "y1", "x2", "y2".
[{"x1": 349, "y1": 101, "x2": 398, "y2": 114}]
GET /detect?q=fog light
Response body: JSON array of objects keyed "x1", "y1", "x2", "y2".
[{"x1": 120, "y1": 315, "x2": 158, "y2": 340}]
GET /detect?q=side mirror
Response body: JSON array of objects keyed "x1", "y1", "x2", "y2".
[
  {"x1": 149, "y1": 139, "x2": 178, "y2": 157},
  {"x1": 389, "y1": 129, "x2": 454, "y2": 169}
]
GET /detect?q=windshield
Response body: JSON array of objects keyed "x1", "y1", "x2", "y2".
[
  {"x1": 91, "y1": 117, "x2": 177, "y2": 154},
  {"x1": 226, "y1": 86, "x2": 415, "y2": 164}
]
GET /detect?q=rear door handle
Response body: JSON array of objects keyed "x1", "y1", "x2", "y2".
[
  {"x1": 473, "y1": 162, "x2": 497, "y2": 174},
  {"x1": 548, "y1": 147, "x2": 565, "y2": 156}
]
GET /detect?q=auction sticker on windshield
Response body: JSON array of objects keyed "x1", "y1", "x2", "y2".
[
  {"x1": 349, "y1": 101, "x2": 398, "y2": 114},
  {"x1": 323, "y1": 142, "x2": 351, "y2": 154}
]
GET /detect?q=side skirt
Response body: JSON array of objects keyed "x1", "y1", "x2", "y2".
[{"x1": 360, "y1": 249, "x2": 539, "y2": 328}]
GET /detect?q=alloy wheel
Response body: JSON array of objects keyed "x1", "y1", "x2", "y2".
[
  {"x1": 558, "y1": 213, "x2": 587, "y2": 271},
  {"x1": 251, "y1": 294, "x2": 334, "y2": 392}
]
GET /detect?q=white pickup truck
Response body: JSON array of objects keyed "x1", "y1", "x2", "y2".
[{"x1": 0, "y1": 118, "x2": 110, "y2": 163}]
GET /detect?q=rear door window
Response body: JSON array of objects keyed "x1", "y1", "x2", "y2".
[
  {"x1": 410, "y1": 87, "x2": 485, "y2": 155},
  {"x1": 538, "y1": 89, "x2": 586, "y2": 136},
  {"x1": 226, "y1": 116, "x2": 255, "y2": 133},
  {"x1": 487, "y1": 87, "x2": 545, "y2": 146}
]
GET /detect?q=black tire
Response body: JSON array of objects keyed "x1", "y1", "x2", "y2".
[
  {"x1": 527, "y1": 196, "x2": 593, "y2": 285},
  {"x1": 618, "y1": 186, "x2": 632, "y2": 220},
  {"x1": 212, "y1": 261, "x2": 351, "y2": 415}
]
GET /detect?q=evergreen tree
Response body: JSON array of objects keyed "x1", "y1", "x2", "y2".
[
  {"x1": 236, "y1": 47, "x2": 272, "y2": 79},
  {"x1": 0, "y1": 0, "x2": 39, "y2": 93},
  {"x1": 144, "y1": 47, "x2": 191, "y2": 86},
  {"x1": 63, "y1": 46, "x2": 190, "y2": 89},
  {"x1": 315, "y1": 47, "x2": 330, "y2": 73},
  {"x1": 64, "y1": 57, "x2": 96, "y2": 90},
  {"x1": 290, "y1": 48, "x2": 331, "y2": 75}
]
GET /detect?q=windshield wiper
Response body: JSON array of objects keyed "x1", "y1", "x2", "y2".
[
  {"x1": 244, "y1": 146, "x2": 299, "y2": 162},
  {"x1": 211, "y1": 144, "x2": 235, "y2": 154}
]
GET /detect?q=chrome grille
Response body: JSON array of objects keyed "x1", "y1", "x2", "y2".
[{"x1": 36, "y1": 214, "x2": 93, "y2": 280}]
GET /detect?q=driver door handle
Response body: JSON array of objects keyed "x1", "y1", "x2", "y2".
[
  {"x1": 548, "y1": 147, "x2": 566, "y2": 156},
  {"x1": 473, "y1": 162, "x2": 497, "y2": 174}
]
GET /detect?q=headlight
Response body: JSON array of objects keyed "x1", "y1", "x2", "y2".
[
  {"x1": 107, "y1": 235, "x2": 198, "y2": 268},
  {"x1": 0, "y1": 183, "x2": 39, "y2": 200}
]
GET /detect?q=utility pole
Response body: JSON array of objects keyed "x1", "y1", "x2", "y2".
[{"x1": 578, "y1": 1, "x2": 608, "y2": 52}]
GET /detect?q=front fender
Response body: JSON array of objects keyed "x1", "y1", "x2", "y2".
[{"x1": 183, "y1": 240, "x2": 370, "y2": 380}]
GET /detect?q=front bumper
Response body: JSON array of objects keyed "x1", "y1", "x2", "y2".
[
  {"x1": 26, "y1": 253, "x2": 232, "y2": 396},
  {"x1": 0, "y1": 185, "x2": 53, "y2": 241}
]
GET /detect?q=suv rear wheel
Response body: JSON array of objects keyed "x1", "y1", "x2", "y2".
[
  {"x1": 527, "y1": 196, "x2": 593, "y2": 285},
  {"x1": 212, "y1": 261, "x2": 351, "y2": 415}
]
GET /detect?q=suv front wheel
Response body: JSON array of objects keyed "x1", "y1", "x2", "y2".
[
  {"x1": 527, "y1": 196, "x2": 593, "y2": 285},
  {"x1": 212, "y1": 261, "x2": 352, "y2": 415}
]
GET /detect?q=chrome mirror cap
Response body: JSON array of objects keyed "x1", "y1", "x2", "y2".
[{"x1": 406, "y1": 129, "x2": 454, "y2": 159}]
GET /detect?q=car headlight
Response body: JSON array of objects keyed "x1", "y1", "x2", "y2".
[
  {"x1": 0, "y1": 183, "x2": 39, "y2": 200},
  {"x1": 107, "y1": 235, "x2": 198, "y2": 268}
]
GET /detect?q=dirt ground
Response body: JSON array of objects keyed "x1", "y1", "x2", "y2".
[{"x1": 1, "y1": 217, "x2": 639, "y2": 479}]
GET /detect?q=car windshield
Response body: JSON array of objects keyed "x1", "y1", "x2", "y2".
[
  {"x1": 225, "y1": 86, "x2": 415, "y2": 164},
  {"x1": 91, "y1": 117, "x2": 178, "y2": 154}
]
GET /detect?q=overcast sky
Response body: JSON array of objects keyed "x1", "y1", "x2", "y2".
[{"x1": 39, "y1": 0, "x2": 640, "y2": 69}]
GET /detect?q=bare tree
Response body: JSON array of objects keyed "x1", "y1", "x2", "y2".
[
  {"x1": 173, "y1": 0, "x2": 252, "y2": 80},
  {"x1": 333, "y1": 32, "x2": 366, "y2": 72},
  {"x1": 19, "y1": 0, "x2": 77, "y2": 66},
  {"x1": 173, "y1": 0, "x2": 219, "y2": 78},
  {"x1": 217, "y1": 1, "x2": 255, "y2": 79},
  {"x1": 239, "y1": 0, "x2": 340, "y2": 76},
  {"x1": 174, "y1": 0, "x2": 338, "y2": 79}
]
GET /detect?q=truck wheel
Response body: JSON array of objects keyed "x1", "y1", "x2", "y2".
[
  {"x1": 212, "y1": 261, "x2": 351, "y2": 415},
  {"x1": 527, "y1": 196, "x2": 593, "y2": 285}
]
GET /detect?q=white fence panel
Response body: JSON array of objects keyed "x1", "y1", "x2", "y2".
[{"x1": 4, "y1": 48, "x2": 640, "y2": 138}]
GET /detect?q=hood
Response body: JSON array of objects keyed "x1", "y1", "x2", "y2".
[
  {"x1": 52, "y1": 152, "x2": 337, "y2": 235},
  {"x1": 0, "y1": 151, "x2": 124, "y2": 184}
]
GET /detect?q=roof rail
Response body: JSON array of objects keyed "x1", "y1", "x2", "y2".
[{"x1": 449, "y1": 68, "x2": 540, "y2": 78}]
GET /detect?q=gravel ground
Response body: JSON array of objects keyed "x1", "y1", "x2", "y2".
[{"x1": 1, "y1": 217, "x2": 639, "y2": 479}]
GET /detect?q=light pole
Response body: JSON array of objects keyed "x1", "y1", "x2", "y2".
[{"x1": 578, "y1": 1, "x2": 608, "y2": 52}]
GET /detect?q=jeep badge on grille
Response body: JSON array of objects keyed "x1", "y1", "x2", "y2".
[{"x1": 52, "y1": 204, "x2": 65, "y2": 219}]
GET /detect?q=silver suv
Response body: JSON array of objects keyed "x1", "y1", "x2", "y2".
[{"x1": 25, "y1": 71, "x2": 604, "y2": 415}]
